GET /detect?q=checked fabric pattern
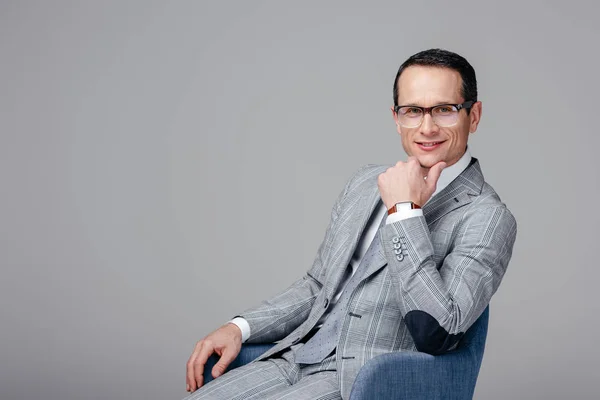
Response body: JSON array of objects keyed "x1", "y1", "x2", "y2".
[{"x1": 294, "y1": 209, "x2": 388, "y2": 364}]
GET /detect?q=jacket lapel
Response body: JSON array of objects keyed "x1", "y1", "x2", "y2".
[{"x1": 323, "y1": 182, "x2": 383, "y2": 300}]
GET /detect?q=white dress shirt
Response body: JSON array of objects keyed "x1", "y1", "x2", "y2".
[{"x1": 230, "y1": 149, "x2": 473, "y2": 342}]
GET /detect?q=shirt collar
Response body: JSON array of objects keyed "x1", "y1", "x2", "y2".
[{"x1": 428, "y1": 148, "x2": 472, "y2": 202}]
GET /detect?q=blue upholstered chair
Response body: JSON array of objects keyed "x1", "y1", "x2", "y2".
[{"x1": 203, "y1": 306, "x2": 489, "y2": 399}]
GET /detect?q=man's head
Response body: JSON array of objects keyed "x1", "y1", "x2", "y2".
[{"x1": 391, "y1": 49, "x2": 482, "y2": 171}]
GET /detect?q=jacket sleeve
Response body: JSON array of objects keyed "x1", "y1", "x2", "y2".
[
  {"x1": 380, "y1": 204, "x2": 517, "y2": 355},
  {"x1": 238, "y1": 166, "x2": 366, "y2": 343}
]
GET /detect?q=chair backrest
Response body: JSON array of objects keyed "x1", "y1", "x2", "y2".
[{"x1": 457, "y1": 305, "x2": 489, "y2": 366}]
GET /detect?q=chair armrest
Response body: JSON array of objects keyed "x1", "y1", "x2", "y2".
[
  {"x1": 348, "y1": 347, "x2": 482, "y2": 400},
  {"x1": 202, "y1": 344, "x2": 275, "y2": 384}
]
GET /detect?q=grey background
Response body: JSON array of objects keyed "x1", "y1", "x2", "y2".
[{"x1": 1, "y1": 1, "x2": 599, "y2": 399}]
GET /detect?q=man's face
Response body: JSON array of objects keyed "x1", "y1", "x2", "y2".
[{"x1": 392, "y1": 66, "x2": 482, "y2": 170}]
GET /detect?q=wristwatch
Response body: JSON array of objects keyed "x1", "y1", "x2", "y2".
[{"x1": 387, "y1": 201, "x2": 421, "y2": 216}]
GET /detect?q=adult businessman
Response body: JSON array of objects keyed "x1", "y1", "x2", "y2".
[{"x1": 184, "y1": 48, "x2": 517, "y2": 400}]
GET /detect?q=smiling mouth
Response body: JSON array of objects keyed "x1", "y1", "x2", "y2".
[{"x1": 416, "y1": 141, "x2": 445, "y2": 147}]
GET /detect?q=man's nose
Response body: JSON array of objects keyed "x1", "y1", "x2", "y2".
[{"x1": 420, "y1": 113, "x2": 439, "y2": 136}]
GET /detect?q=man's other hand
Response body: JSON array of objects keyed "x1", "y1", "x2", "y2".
[{"x1": 186, "y1": 323, "x2": 242, "y2": 392}]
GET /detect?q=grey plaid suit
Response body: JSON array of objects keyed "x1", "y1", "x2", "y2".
[{"x1": 215, "y1": 158, "x2": 516, "y2": 399}]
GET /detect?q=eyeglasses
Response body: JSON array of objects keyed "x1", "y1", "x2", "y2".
[{"x1": 393, "y1": 101, "x2": 474, "y2": 128}]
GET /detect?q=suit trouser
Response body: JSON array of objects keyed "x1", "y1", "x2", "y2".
[{"x1": 182, "y1": 344, "x2": 341, "y2": 400}]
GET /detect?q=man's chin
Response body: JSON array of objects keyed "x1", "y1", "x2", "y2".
[{"x1": 414, "y1": 155, "x2": 443, "y2": 169}]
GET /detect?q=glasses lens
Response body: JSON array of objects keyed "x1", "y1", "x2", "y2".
[
  {"x1": 432, "y1": 105, "x2": 459, "y2": 127},
  {"x1": 398, "y1": 107, "x2": 423, "y2": 128}
]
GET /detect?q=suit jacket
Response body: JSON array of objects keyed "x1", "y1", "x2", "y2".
[{"x1": 239, "y1": 158, "x2": 517, "y2": 399}]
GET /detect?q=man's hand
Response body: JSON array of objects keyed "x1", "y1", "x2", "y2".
[
  {"x1": 186, "y1": 323, "x2": 243, "y2": 392},
  {"x1": 377, "y1": 157, "x2": 447, "y2": 209}
]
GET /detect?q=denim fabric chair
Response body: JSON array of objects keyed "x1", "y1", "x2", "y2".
[{"x1": 203, "y1": 306, "x2": 489, "y2": 399}]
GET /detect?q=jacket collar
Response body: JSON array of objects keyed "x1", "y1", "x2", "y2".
[
  {"x1": 427, "y1": 147, "x2": 473, "y2": 201},
  {"x1": 422, "y1": 157, "x2": 484, "y2": 224}
]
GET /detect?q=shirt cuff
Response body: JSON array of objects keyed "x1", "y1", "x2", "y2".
[
  {"x1": 228, "y1": 317, "x2": 251, "y2": 343},
  {"x1": 386, "y1": 208, "x2": 423, "y2": 224}
]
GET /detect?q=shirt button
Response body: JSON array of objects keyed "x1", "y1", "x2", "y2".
[{"x1": 392, "y1": 237, "x2": 400, "y2": 244}]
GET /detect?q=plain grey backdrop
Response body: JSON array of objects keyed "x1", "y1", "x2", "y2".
[{"x1": 1, "y1": 1, "x2": 599, "y2": 399}]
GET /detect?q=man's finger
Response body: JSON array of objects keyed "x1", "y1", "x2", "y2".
[
  {"x1": 193, "y1": 342, "x2": 214, "y2": 390},
  {"x1": 212, "y1": 346, "x2": 237, "y2": 378},
  {"x1": 426, "y1": 161, "x2": 447, "y2": 188},
  {"x1": 186, "y1": 344, "x2": 201, "y2": 392}
]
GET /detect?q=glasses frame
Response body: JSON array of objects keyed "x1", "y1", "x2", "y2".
[{"x1": 393, "y1": 100, "x2": 475, "y2": 128}]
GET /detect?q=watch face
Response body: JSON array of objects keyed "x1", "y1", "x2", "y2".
[
  {"x1": 396, "y1": 202, "x2": 412, "y2": 212},
  {"x1": 389, "y1": 201, "x2": 420, "y2": 215}
]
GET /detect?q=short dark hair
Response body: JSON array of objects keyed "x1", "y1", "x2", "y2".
[{"x1": 393, "y1": 49, "x2": 478, "y2": 110}]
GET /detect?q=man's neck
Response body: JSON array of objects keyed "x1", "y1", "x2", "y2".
[{"x1": 427, "y1": 148, "x2": 472, "y2": 201}]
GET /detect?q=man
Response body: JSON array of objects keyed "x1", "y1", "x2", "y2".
[{"x1": 184, "y1": 48, "x2": 517, "y2": 400}]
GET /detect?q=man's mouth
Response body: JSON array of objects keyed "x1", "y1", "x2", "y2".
[{"x1": 416, "y1": 141, "x2": 444, "y2": 151}]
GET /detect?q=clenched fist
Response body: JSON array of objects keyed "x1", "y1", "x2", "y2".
[{"x1": 377, "y1": 157, "x2": 447, "y2": 209}]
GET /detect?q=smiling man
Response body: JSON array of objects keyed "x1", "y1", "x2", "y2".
[{"x1": 183, "y1": 49, "x2": 517, "y2": 400}]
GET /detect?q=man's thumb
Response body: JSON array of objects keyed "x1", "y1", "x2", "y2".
[{"x1": 212, "y1": 348, "x2": 236, "y2": 378}]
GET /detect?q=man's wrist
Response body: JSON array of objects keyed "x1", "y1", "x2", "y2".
[
  {"x1": 228, "y1": 317, "x2": 251, "y2": 343},
  {"x1": 387, "y1": 201, "x2": 421, "y2": 215}
]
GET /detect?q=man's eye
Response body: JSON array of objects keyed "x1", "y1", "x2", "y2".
[
  {"x1": 435, "y1": 106, "x2": 454, "y2": 114},
  {"x1": 405, "y1": 108, "x2": 422, "y2": 115}
]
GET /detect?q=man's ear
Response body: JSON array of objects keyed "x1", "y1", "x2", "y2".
[{"x1": 469, "y1": 101, "x2": 482, "y2": 133}]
